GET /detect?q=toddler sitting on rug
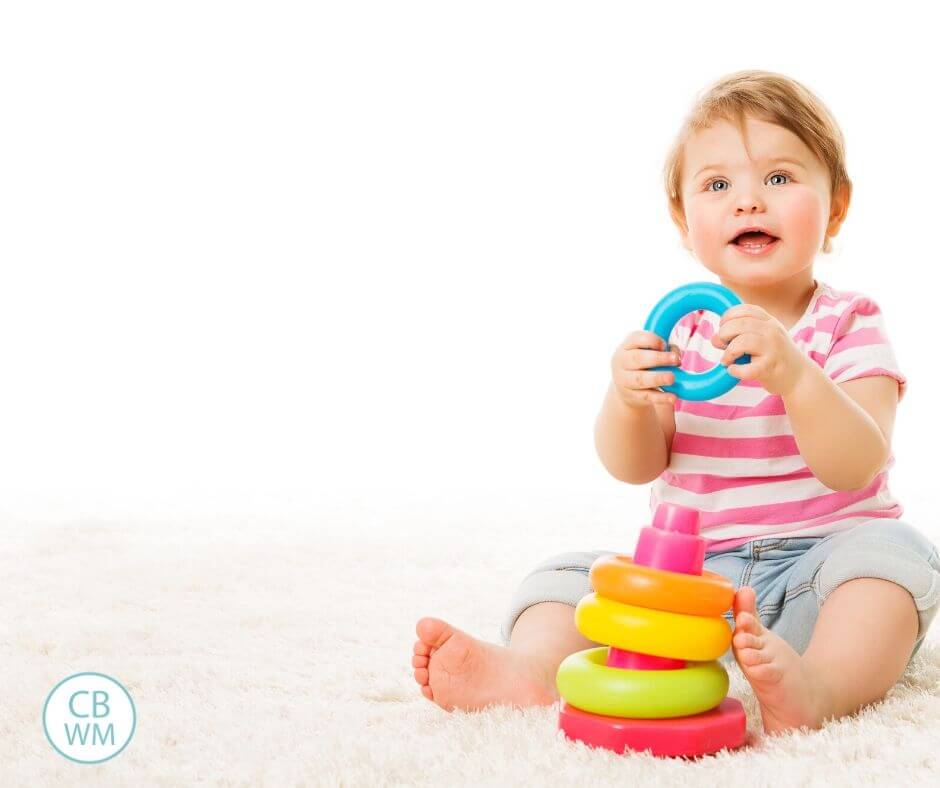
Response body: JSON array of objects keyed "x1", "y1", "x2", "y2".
[{"x1": 411, "y1": 69, "x2": 940, "y2": 735}]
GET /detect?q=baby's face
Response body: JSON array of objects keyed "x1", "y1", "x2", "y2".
[{"x1": 675, "y1": 115, "x2": 846, "y2": 286}]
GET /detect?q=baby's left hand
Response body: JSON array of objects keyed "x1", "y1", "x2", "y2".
[{"x1": 712, "y1": 304, "x2": 810, "y2": 396}]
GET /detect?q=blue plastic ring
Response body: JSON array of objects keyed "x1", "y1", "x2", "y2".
[{"x1": 643, "y1": 282, "x2": 751, "y2": 401}]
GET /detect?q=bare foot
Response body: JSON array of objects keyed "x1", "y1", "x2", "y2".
[
  {"x1": 411, "y1": 617, "x2": 558, "y2": 712},
  {"x1": 731, "y1": 586, "x2": 830, "y2": 735}
]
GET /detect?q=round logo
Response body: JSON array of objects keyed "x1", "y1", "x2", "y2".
[{"x1": 43, "y1": 673, "x2": 136, "y2": 763}]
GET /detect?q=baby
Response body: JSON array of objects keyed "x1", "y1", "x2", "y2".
[{"x1": 411, "y1": 69, "x2": 940, "y2": 735}]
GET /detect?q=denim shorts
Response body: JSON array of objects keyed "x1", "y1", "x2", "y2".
[{"x1": 500, "y1": 519, "x2": 940, "y2": 670}]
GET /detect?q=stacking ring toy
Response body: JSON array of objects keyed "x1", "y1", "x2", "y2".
[
  {"x1": 590, "y1": 555, "x2": 734, "y2": 617},
  {"x1": 556, "y1": 502, "x2": 746, "y2": 757},
  {"x1": 643, "y1": 281, "x2": 751, "y2": 401},
  {"x1": 556, "y1": 647, "x2": 728, "y2": 718},
  {"x1": 575, "y1": 593, "x2": 731, "y2": 661}
]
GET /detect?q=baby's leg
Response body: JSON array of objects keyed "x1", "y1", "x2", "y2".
[
  {"x1": 731, "y1": 521, "x2": 938, "y2": 735},
  {"x1": 802, "y1": 577, "x2": 918, "y2": 721},
  {"x1": 509, "y1": 601, "x2": 599, "y2": 674},
  {"x1": 797, "y1": 521, "x2": 937, "y2": 725}
]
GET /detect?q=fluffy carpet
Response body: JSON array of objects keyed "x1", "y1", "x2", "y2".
[{"x1": 3, "y1": 490, "x2": 939, "y2": 786}]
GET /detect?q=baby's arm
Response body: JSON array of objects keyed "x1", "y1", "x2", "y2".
[
  {"x1": 783, "y1": 362, "x2": 895, "y2": 491},
  {"x1": 594, "y1": 380, "x2": 672, "y2": 484}
]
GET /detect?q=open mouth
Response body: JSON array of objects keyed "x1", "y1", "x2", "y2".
[{"x1": 729, "y1": 230, "x2": 780, "y2": 256}]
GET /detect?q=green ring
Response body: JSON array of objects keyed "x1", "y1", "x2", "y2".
[{"x1": 556, "y1": 647, "x2": 729, "y2": 718}]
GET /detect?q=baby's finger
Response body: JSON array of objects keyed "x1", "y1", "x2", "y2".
[
  {"x1": 624, "y1": 331, "x2": 669, "y2": 351},
  {"x1": 647, "y1": 390, "x2": 678, "y2": 405},
  {"x1": 727, "y1": 358, "x2": 761, "y2": 380},
  {"x1": 634, "y1": 369, "x2": 676, "y2": 389},
  {"x1": 623, "y1": 348, "x2": 680, "y2": 370},
  {"x1": 720, "y1": 335, "x2": 756, "y2": 367}
]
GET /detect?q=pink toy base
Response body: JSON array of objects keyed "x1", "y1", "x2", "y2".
[{"x1": 558, "y1": 697, "x2": 747, "y2": 758}]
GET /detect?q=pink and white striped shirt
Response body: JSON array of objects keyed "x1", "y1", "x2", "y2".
[{"x1": 649, "y1": 279, "x2": 907, "y2": 552}]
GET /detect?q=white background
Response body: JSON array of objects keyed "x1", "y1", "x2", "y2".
[{"x1": 0, "y1": 2, "x2": 936, "y2": 541}]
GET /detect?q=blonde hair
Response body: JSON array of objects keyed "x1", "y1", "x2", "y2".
[{"x1": 663, "y1": 69, "x2": 851, "y2": 254}]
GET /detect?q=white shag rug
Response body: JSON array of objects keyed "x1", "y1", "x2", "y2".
[{"x1": 3, "y1": 490, "x2": 940, "y2": 786}]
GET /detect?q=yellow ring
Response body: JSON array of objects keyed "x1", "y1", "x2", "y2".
[
  {"x1": 576, "y1": 592, "x2": 731, "y2": 661},
  {"x1": 556, "y1": 646, "x2": 729, "y2": 718}
]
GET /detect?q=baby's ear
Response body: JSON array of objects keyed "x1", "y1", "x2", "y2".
[{"x1": 668, "y1": 202, "x2": 687, "y2": 232}]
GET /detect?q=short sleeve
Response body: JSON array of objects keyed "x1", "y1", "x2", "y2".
[{"x1": 824, "y1": 296, "x2": 907, "y2": 402}]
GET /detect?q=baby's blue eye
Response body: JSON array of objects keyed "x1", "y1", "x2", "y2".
[{"x1": 705, "y1": 171, "x2": 791, "y2": 192}]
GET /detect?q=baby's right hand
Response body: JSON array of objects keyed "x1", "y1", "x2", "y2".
[{"x1": 611, "y1": 330, "x2": 682, "y2": 409}]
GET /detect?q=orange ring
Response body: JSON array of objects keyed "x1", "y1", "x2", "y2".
[{"x1": 589, "y1": 554, "x2": 733, "y2": 617}]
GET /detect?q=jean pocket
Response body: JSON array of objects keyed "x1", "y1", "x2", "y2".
[{"x1": 753, "y1": 537, "x2": 821, "y2": 561}]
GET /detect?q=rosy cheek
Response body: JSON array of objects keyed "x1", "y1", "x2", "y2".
[
  {"x1": 685, "y1": 201, "x2": 724, "y2": 248},
  {"x1": 780, "y1": 187, "x2": 827, "y2": 239}
]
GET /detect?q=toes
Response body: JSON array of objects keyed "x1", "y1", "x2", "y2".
[
  {"x1": 736, "y1": 647, "x2": 770, "y2": 668},
  {"x1": 412, "y1": 654, "x2": 429, "y2": 669},
  {"x1": 733, "y1": 631, "x2": 762, "y2": 650},
  {"x1": 414, "y1": 667, "x2": 429, "y2": 685},
  {"x1": 413, "y1": 639, "x2": 430, "y2": 657},
  {"x1": 733, "y1": 586, "x2": 758, "y2": 618},
  {"x1": 733, "y1": 587, "x2": 764, "y2": 635},
  {"x1": 735, "y1": 610, "x2": 764, "y2": 634},
  {"x1": 420, "y1": 684, "x2": 433, "y2": 701},
  {"x1": 416, "y1": 617, "x2": 453, "y2": 649}
]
